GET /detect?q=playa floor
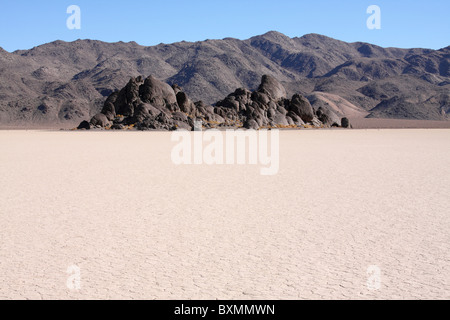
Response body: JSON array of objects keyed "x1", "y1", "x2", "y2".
[{"x1": 0, "y1": 129, "x2": 449, "y2": 299}]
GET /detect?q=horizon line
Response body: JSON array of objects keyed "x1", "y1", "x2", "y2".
[{"x1": 2, "y1": 31, "x2": 448, "y2": 53}]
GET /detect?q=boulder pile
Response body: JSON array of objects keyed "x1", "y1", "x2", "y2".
[{"x1": 78, "y1": 74, "x2": 348, "y2": 130}]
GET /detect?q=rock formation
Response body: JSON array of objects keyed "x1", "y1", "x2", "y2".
[{"x1": 78, "y1": 75, "x2": 345, "y2": 130}]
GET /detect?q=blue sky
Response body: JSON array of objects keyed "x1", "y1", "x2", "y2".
[{"x1": 0, "y1": 0, "x2": 448, "y2": 52}]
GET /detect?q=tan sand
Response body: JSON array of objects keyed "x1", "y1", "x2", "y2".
[{"x1": 0, "y1": 129, "x2": 449, "y2": 300}]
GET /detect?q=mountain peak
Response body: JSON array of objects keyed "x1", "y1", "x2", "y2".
[
  {"x1": 258, "y1": 31, "x2": 291, "y2": 41},
  {"x1": 301, "y1": 33, "x2": 330, "y2": 39},
  {"x1": 262, "y1": 30, "x2": 287, "y2": 37},
  {"x1": 297, "y1": 33, "x2": 345, "y2": 44}
]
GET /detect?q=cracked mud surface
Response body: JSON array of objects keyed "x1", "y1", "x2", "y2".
[{"x1": 0, "y1": 130, "x2": 449, "y2": 299}]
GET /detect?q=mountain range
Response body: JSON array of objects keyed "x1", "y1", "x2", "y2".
[{"x1": 0, "y1": 31, "x2": 448, "y2": 127}]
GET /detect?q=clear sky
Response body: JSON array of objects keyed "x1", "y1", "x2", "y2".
[{"x1": 0, "y1": 0, "x2": 448, "y2": 52}]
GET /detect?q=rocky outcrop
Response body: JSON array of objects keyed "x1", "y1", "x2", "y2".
[{"x1": 79, "y1": 74, "x2": 350, "y2": 131}]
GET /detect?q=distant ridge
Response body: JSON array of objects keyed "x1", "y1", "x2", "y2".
[{"x1": 0, "y1": 31, "x2": 448, "y2": 126}]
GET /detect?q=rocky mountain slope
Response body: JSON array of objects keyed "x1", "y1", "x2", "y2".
[{"x1": 0, "y1": 31, "x2": 448, "y2": 127}]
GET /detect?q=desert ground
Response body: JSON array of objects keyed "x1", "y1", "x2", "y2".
[
  {"x1": 348, "y1": 118, "x2": 450, "y2": 129},
  {"x1": 0, "y1": 129, "x2": 449, "y2": 299}
]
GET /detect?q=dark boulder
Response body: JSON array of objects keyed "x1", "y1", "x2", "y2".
[
  {"x1": 341, "y1": 117, "x2": 350, "y2": 128},
  {"x1": 105, "y1": 91, "x2": 119, "y2": 106},
  {"x1": 142, "y1": 103, "x2": 161, "y2": 117},
  {"x1": 132, "y1": 103, "x2": 151, "y2": 123},
  {"x1": 289, "y1": 94, "x2": 314, "y2": 122},
  {"x1": 172, "y1": 84, "x2": 182, "y2": 95},
  {"x1": 155, "y1": 111, "x2": 174, "y2": 127},
  {"x1": 316, "y1": 106, "x2": 341, "y2": 126},
  {"x1": 251, "y1": 91, "x2": 271, "y2": 105},
  {"x1": 139, "y1": 75, "x2": 177, "y2": 108},
  {"x1": 111, "y1": 123, "x2": 125, "y2": 130},
  {"x1": 176, "y1": 91, "x2": 195, "y2": 115},
  {"x1": 271, "y1": 112, "x2": 289, "y2": 126},
  {"x1": 244, "y1": 119, "x2": 259, "y2": 130},
  {"x1": 115, "y1": 77, "x2": 143, "y2": 116},
  {"x1": 216, "y1": 96, "x2": 240, "y2": 110},
  {"x1": 257, "y1": 75, "x2": 287, "y2": 101},
  {"x1": 287, "y1": 111, "x2": 305, "y2": 126},
  {"x1": 205, "y1": 113, "x2": 225, "y2": 124},
  {"x1": 90, "y1": 113, "x2": 110, "y2": 128},
  {"x1": 194, "y1": 101, "x2": 212, "y2": 117},
  {"x1": 90, "y1": 113, "x2": 110, "y2": 127},
  {"x1": 101, "y1": 101, "x2": 116, "y2": 121},
  {"x1": 77, "y1": 120, "x2": 90, "y2": 130}
]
